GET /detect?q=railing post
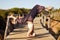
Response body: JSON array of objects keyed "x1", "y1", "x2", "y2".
[
  {"x1": 47, "y1": 16, "x2": 51, "y2": 28},
  {"x1": 43, "y1": 15, "x2": 46, "y2": 26},
  {"x1": 41, "y1": 14, "x2": 44, "y2": 24},
  {"x1": 4, "y1": 16, "x2": 9, "y2": 40}
]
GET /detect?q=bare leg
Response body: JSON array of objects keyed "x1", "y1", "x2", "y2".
[{"x1": 27, "y1": 21, "x2": 35, "y2": 37}]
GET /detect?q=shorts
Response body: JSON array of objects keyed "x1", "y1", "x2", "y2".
[{"x1": 27, "y1": 21, "x2": 33, "y2": 29}]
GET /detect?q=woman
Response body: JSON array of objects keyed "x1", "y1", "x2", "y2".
[
  {"x1": 26, "y1": 5, "x2": 45, "y2": 37},
  {"x1": 17, "y1": 5, "x2": 45, "y2": 37}
]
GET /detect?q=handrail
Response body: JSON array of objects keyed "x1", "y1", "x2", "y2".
[{"x1": 51, "y1": 18, "x2": 60, "y2": 22}]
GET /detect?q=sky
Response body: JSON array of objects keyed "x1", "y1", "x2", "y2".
[{"x1": 0, "y1": 0, "x2": 60, "y2": 9}]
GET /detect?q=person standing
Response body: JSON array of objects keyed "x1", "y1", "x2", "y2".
[
  {"x1": 24, "y1": 5, "x2": 45, "y2": 37},
  {"x1": 17, "y1": 5, "x2": 45, "y2": 37}
]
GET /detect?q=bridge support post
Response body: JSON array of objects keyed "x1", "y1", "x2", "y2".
[
  {"x1": 43, "y1": 15, "x2": 46, "y2": 26},
  {"x1": 47, "y1": 17, "x2": 51, "y2": 28},
  {"x1": 41, "y1": 14, "x2": 44, "y2": 24},
  {"x1": 4, "y1": 17, "x2": 9, "y2": 40}
]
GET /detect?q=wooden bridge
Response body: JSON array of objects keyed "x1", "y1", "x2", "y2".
[{"x1": 4, "y1": 17, "x2": 56, "y2": 40}]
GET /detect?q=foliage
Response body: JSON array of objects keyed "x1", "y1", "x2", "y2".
[
  {"x1": 0, "y1": 8, "x2": 30, "y2": 21},
  {"x1": 0, "y1": 7, "x2": 60, "y2": 21},
  {"x1": 51, "y1": 8, "x2": 60, "y2": 21}
]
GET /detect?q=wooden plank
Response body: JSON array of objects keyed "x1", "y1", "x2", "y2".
[{"x1": 6, "y1": 17, "x2": 56, "y2": 40}]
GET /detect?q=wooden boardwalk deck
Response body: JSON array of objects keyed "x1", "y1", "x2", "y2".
[{"x1": 6, "y1": 17, "x2": 56, "y2": 40}]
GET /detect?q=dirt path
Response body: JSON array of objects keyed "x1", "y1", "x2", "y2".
[{"x1": 6, "y1": 17, "x2": 56, "y2": 40}]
